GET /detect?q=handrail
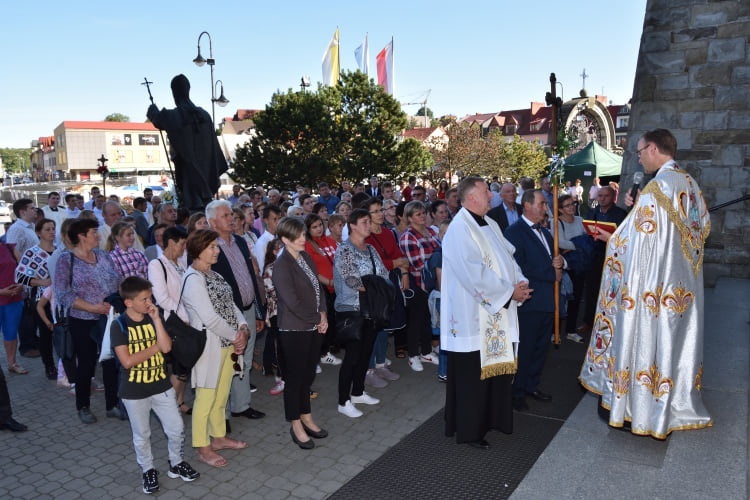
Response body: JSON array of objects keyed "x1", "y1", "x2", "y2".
[{"x1": 708, "y1": 194, "x2": 750, "y2": 213}]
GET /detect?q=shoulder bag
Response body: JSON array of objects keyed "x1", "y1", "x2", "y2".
[
  {"x1": 160, "y1": 270, "x2": 207, "y2": 370},
  {"x1": 52, "y1": 252, "x2": 75, "y2": 360}
]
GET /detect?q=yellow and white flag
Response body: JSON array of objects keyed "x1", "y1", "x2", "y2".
[{"x1": 322, "y1": 28, "x2": 340, "y2": 86}]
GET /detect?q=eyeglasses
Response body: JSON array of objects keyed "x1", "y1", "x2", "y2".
[
  {"x1": 561, "y1": 203, "x2": 575, "y2": 208},
  {"x1": 369, "y1": 208, "x2": 385, "y2": 214},
  {"x1": 636, "y1": 144, "x2": 651, "y2": 158}
]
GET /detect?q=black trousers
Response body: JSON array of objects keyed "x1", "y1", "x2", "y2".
[
  {"x1": 0, "y1": 365, "x2": 12, "y2": 423},
  {"x1": 565, "y1": 269, "x2": 587, "y2": 333},
  {"x1": 69, "y1": 318, "x2": 99, "y2": 411},
  {"x1": 338, "y1": 320, "x2": 377, "y2": 405},
  {"x1": 583, "y1": 254, "x2": 606, "y2": 326},
  {"x1": 263, "y1": 317, "x2": 283, "y2": 378},
  {"x1": 278, "y1": 330, "x2": 322, "y2": 421},
  {"x1": 513, "y1": 311, "x2": 553, "y2": 398},
  {"x1": 444, "y1": 350, "x2": 513, "y2": 443},
  {"x1": 405, "y1": 287, "x2": 433, "y2": 357},
  {"x1": 320, "y1": 288, "x2": 337, "y2": 356},
  {"x1": 32, "y1": 301, "x2": 55, "y2": 371}
]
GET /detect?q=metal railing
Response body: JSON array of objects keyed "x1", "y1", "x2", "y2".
[{"x1": 708, "y1": 194, "x2": 750, "y2": 213}]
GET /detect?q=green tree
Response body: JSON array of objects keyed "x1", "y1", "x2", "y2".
[
  {"x1": 0, "y1": 148, "x2": 31, "y2": 175},
  {"x1": 395, "y1": 138, "x2": 434, "y2": 181},
  {"x1": 104, "y1": 113, "x2": 130, "y2": 122},
  {"x1": 486, "y1": 133, "x2": 549, "y2": 181},
  {"x1": 415, "y1": 106, "x2": 433, "y2": 118},
  {"x1": 427, "y1": 119, "x2": 488, "y2": 182},
  {"x1": 233, "y1": 89, "x2": 336, "y2": 189},
  {"x1": 233, "y1": 70, "x2": 413, "y2": 189}
]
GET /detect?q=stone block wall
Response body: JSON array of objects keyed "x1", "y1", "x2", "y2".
[{"x1": 624, "y1": 0, "x2": 750, "y2": 286}]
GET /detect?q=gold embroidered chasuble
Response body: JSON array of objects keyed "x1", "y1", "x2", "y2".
[{"x1": 579, "y1": 161, "x2": 713, "y2": 438}]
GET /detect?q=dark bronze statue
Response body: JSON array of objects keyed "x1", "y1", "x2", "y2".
[{"x1": 147, "y1": 74, "x2": 227, "y2": 211}]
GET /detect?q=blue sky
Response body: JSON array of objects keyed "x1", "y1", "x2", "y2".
[{"x1": 1, "y1": 0, "x2": 647, "y2": 148}]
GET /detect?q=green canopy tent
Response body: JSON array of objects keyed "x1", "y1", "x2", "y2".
[{"x1": 562, "y1": 141, "x2": 622, "y2": 209}]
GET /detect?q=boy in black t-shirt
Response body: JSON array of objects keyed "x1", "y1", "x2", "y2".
[{"x1": 111, "y1": 277, "x2": 199, "y2": 494}]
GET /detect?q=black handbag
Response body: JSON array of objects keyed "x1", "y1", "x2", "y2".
[
  {"x1": 53, "y1": 254, "x2": 75, "y2": 360},
  {"x1": 158, "y1": 267, "x2": 207, "y2": 370},
  {"x1": 53, "y1": 318, "x2": 75, "y2": 360},
  {"x1": 336, "y1": 311, "x2": 364, "y2": 343},
  {"x1": 358, "y1": 248, "x2": 397, "y2": 330}
]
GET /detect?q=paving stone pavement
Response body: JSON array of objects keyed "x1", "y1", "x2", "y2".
[{"x1": 0, "y1": 351, "x2": 445, "y2": 499}]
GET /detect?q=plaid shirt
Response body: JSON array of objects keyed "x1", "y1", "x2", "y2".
[
  {"x1": 398, "y1": 226, "x2": 441, "y2": 289},
  {"x1": 110, "y1": 245, "x2": 149, "y2": 279}
]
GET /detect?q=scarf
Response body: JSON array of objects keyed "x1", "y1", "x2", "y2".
[{"x1": 457, "y1": 209, "x2": 518, "y2": 379}]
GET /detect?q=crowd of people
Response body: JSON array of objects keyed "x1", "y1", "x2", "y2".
[{"x1": 0, "y1": 130, "x2": 713, "y2": 490}]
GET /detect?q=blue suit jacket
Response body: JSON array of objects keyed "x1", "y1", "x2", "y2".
[{"x1": 504, "y1": 219, "x2": 557, "y2": 312}]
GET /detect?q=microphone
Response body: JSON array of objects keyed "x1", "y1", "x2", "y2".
[{"x1": 629, "y1": 172, "x2": 644, "y2": 203}]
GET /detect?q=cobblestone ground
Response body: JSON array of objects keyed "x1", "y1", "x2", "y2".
[{"x1": 0, "y1": 349, "x2": 445, "y2": 499}]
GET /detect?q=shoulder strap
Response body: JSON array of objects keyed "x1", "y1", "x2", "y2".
[
  {"x1": 67, "y1": 251, "x2": 75, "y2": 286},
  {"x1": 158, "y1": 258, "x2": 167, "y2": 281},
  {"x1": 176, "y1": 272, "x2": 196, "y2": 309},
  {"x1": 116, "y1": 314, "x2": 128, "y2": 333},
  {"x1": 366, "y1": 246, "x2": 377, "y2": 274}
]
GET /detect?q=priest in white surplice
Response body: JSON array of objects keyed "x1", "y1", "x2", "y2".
[
  {"x1": 579, "y1": 129, "x2": 713, "y2": 439},
  {"x1": 441, "y1": 176, "x2": 532, "y2": 450}
]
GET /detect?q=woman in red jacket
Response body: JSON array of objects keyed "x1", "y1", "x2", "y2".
[{"x1": 304, "y1": 215, "x2": 342, "y2": 368}]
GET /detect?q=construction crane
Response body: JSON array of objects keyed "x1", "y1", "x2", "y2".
[{"x1": 402, "y1": 89, "x2": 432, "y2": 127}]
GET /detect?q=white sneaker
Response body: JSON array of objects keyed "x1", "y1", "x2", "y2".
[
  {"x1": 269, "y1": 379, "x2": 285, "y2": 395},
  {"x1": 375, "y1": 365, "x2": 400, "y2": 381},
  {"x1": 91, "y1": 378, "x2": 105, "y2": 392},
  {"x1": 384, "y1": 357, "x2": 392, "y2": 367},
  {"x1": 408, "y1": 356, "x2": 424, "y2": 371},
  {"x1": 567, "y1": 333, "x2": 584, "y2": 343},
  {"x1": 365, "y1": 370, "x2": 388, "y2": 388},
  {"x1": 419, "y1": 353, "x2": 439, "y2": 366},
  {"x1": 432, "y1": 345, "x2": 440, "y2": 356},
  {"x1": 351, "y1": 392, "x2": 380, "y2": 405},
  {"x1": 320, "y1": 352, "x2": 343, "y2": 365},
  {"x1": 338, "y1": 401, "x2": 363, "y2": 418},
  {"x1": 57, "y1": 374, "x2": 70, "y2": 388},
  {"x1": 316, "y1": 364, "x2": 322, "y2": 374}
]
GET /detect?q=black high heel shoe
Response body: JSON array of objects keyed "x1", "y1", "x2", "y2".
[
  {"x1": 290, "y1": 427, "x2": 315, "y2": 450},
  {"x1": 302, "y1": 423, "x2": 328, "y2": 439}
]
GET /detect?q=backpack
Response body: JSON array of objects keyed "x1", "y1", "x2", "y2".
[{"x1": 421, "y1": 250, "x2": 442, "y2": 293}]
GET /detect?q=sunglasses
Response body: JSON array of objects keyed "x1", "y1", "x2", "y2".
[{"x1": 230, "y1": 352, "x2": 242, "y2": 374}]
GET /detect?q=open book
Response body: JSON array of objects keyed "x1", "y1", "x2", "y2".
[{"x1": 582, "y1": 219, "x2": 618, "y2": 238}]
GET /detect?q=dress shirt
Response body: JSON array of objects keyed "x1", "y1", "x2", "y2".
[{"x1": 218, "y1": 234, "x2": 254, "y2": 308}]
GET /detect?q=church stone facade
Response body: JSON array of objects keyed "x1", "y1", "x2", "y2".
[{"x1": 624, "y1": 0, "x2": 750, "y2": 285}]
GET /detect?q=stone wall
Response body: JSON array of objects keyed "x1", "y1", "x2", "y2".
[{"x1": 624, "y1": 0, "x2": 750, "y2": 286}]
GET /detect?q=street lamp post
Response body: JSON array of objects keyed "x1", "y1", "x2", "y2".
[
  {"x1": 213, "y1": 80, "x2": 230, "y2": 119},
  {"x1": 300, "y1": 75, "x2": 311, "y2": 93},
  {"x1": 193, "y1": 31, "x2": 229, "y2": 128}
]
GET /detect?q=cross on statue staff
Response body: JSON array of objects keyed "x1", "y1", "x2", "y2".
[{"x1": 141, "y1": 78, "x2": 178, "y2": 206}]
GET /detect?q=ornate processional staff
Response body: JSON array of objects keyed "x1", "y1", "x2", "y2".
[{"x1": 546, "y1": 73, "x2": 564, "y2": 347}]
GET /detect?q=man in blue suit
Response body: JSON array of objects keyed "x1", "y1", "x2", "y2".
[{"x1": 504, "y1": 189, "x2": 566, "y2": 412}]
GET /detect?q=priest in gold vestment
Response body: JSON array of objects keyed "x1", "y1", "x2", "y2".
[{"x1": 579, "y1": 129, "x2": 713, "y2": 439}]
